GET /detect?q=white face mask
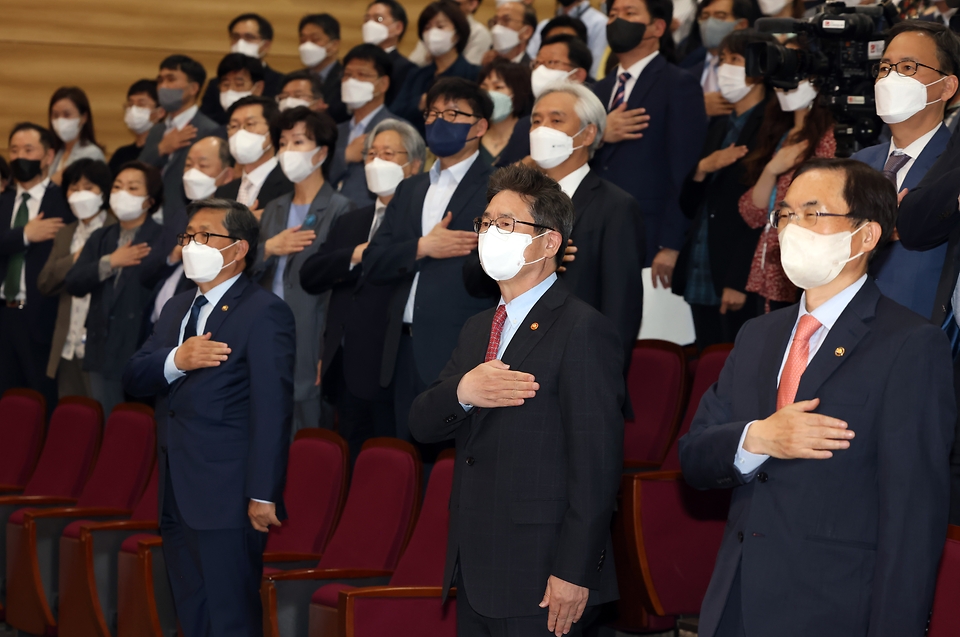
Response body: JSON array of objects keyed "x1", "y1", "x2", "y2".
[
  {"x1": 529, "y1": 125, "x2": 585, "y2": 169},
  {"x1": 124, "y1": 106, "x2": 155, "y2": 134},
  {"x1": 182, "y1": 168, "x2": 220, "y2": 201},
  {"x1": 68, "y1": 190, "x2": 103, "y2": 220},
  {"x1": 231, "y1": 39, "x2": 262, "y2": 59},
  {"x1": 279, "y1": 97, "x2": 312, "y2": 112},
  {"x1": 757, "y1": 0, "x2": 789, "y2": 15},
  {"x1": 778, "y1": 222, "x2": 866, "y2": 290},
  {"x1": 110, "y1": 190, "x2": 148, "y2": 222},
  {"x1": 479, "y1": 227, "x2": 548, "y2": 281},
  {"x1": 424, "y1": 28, "x2": 456, "y2": 57},
  {"x1": 491, "y1": 24, "x2": 521, "y2": 54},
  {"x1": 52, "y1": 117, "x2": 82, "y2": 143},
  {"x1": 776, "y1": 80, "x2": 818, "y2": 112},
  {"x1": 364, "y1": 157, "x2": 406, "y2": 196},
  {"x1": 717, "y1": 64, "x2": 752, "y2": 103},
  {"x1": 229, "y1": 128, "x2": 270, "y2": 165},
  {"x1": 363, "y1": 20, "x2": 390, "y2": 45},
  {"x1": 182, "y1": 240, "x2": 239, "y2": 283},
  {"x1": 341, "y1": 78, "x2": 376, "y2": 110},
  {"x1": 874, "y1": 72, "x2": 945, "y2": 125},
  {"x1": 531, "y1": 65, "x2": 574, "y2": 98},
  {"x1": 300, "y1": 41, "x2": 328, "y2": 67},
  {"x1": 278, "y1": 147, "x2": 325, "y2": 183},
  {"x1": 220, "y1": 90, "x2": 252, "y2": 112}
]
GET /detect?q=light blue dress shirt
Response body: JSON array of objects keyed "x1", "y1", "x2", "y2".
[{"x1": 272, "y1": 203, "x2": 312, "y2": 300}]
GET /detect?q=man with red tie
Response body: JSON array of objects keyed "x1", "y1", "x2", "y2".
[{"x1": 679, "y1": 158, "x2": 957, "y2": 637}]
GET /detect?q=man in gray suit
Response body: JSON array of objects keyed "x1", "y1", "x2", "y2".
[
  {"x1": 327, "y1": 44, "x2": 396, "y2": 208},
  {"x1": 251, "y1": 107, "x2": 353, "y2": 432}
]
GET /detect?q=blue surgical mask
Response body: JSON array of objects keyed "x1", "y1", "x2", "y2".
[{"x1": 425, "y1": 119, "x2": 476, "y2": 157}]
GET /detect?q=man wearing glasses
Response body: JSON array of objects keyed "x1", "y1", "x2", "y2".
[
  {"x1": 124, "y1": 199, "x2": 295, "y2": 637},
  {"x1": 679, "y1": 158, "x2": 955, "y2": 637},
  {"x1": 410, "y1": 164, "x2": 624, "y2": 637},
  {"x1": 850, "y1": 21, "x2": 959, "y2": 319}
]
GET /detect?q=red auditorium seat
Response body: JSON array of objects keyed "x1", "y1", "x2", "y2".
[
  {"x1": 612, "y1": 344, "x2": 734, "y2": 632},
  {"x1": 261, "y1": 438, "x2": 422, "y2": 637},
  {"x1": 116, "y1": 429, "x2": 351, "y2": 637},
  {"x1": 928, "y1": 525, "x2": 960, "y2": 637},
  {"x1": 311, "y1": 450, "x2": 456, "y2": 637},
  {"x1": 0, "y1": 388, "x2": 47, "y2": 495},
  {"x1": 623, "y1": 340, "x2": 688, "y2": 468},
  {"x1": 5, "y1": 403, "x2": 155, "y2": 636},
  {"x1": 0, "y1": 396, "x2": 103, "y2": 622}
]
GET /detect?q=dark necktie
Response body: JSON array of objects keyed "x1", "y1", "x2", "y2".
[
  {"x1": 610, "y1": 72, "x2": 632, "y2": 111},
  {"x1": 183, "y1": 295, "x2": 209, "y2": 341},
  {"x1": 881, "y1": 151, "x2": 910, "y2": 185},
  {"x1": 3, "y1": 193, "x2": 30, "y2": 301},
  {"x1": 485, "y1": 305, "x2": 508, "y2": 362}
]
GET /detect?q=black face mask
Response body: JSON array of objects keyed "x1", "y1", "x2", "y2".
[
  {"x1": 10, "y1": 158, "x2": 42, "y2": 184},
  {"x1": 606, "y1": 17, "x2": 648, "y2": 54}
]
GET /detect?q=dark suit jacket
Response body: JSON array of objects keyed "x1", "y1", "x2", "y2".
[
  {"x1": 122, "y1": 274, "x2": 295, "y2": 530},
  {"x1": 64, "y1": 218, "x2": 167, "y2": 380},
  {"x1": 496, "y1": 115, "x2": 532, "y2": 167},
  {"x1": 300, "y1": 204, "x2": 397, "y2": 399},
  {"x1": 314, "y1": 60, "x2": 350, "y2": 125},
  {"x1": 679, "y1": 45, "x2": 707, "y2": 85},
  {"x1": 363, "y1": 156, "x2": 497, "y2": 386},
  {"x1": 678, "y1": 278, "x2": 955, "y2": 637},
  {"x1": 214, "y1": 162, "x2": 293, "y2": 210},
  {"x1": 386, "y1": 49, "x2": 415, "y2": 109},
  {"x1": 200, "y1": 62, "x2": 285, "y2": 125},
  {"x1": 409, "y1": 279, "x2": 624, "y2": 618},
  {"x1": 852, "y1": 125, "x2": 952, "y2": 319},
  {"x1": 672, "y1": 98, "x2": 768, "y2": 298},
  {"x1": 390, "y1": 56, "x2": 481, "y2": 135},
  {"x1": 0, "y1": 182, "x2": 74, "y2": 342},
  {"x1": 328, "y1": 106, "x2": 396, "y2": 208},
  {"x1": 591, "y1": 55, "x2": 708, "y2": 262}
]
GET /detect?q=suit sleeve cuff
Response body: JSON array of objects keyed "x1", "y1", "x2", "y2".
[
  {"x1": 735, "y1": 421, "x2": 769, "y2": 476},
  {"x1": 163, "y1": 347, "x2": 186, "y2": 383},
  {"x1": 459, "y1": 402, "x2": 473, "y2": 412}
]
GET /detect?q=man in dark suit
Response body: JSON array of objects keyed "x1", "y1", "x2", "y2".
[
  {"x1": 0, "y1": 122, "x2": 73, "y2": 411},
  {"x1": 216, "y1": 96, "x2": 293, "y2": 214},
  {"x1": 328, "y1": 44, "x2": 396, "y2": 208},
  {"x1": 680, "y1": 159, "x2": 955, "y2": 637},
  {"x1": 362, "y1": 0, "x2": 416, "y2": 109},
  {"x1": 364, "y1": 78, "x2": 496, "y2": 443},
  {"x1": 123, "y1": 199, "x2": 294, "y2": 637},
  {"x1": 410, "y1": 165, "x2": 623, "y2": 637},
  {"x1": 592, "y1": 0, "x2": 708, "y2": 289},
  {"x1": 299, "y1": 14, "x2": 350, "y2": 124},
  {"x1": 140, "y1": 55, "x2": 225, "y2": 226}
]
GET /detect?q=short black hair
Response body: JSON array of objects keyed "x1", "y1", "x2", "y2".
[
  {"x1": 299, "y1": 14, "x2": 341, "y2": 41},
  {"x1": 343, "y1": 44, "x2": 395, "y2": 78},
  {"x1": 368, "y1": 0, "x2": 409, "y2": 39},
  {"x1": 227, "y1": 96, "x2": 282, "y2": 151},
  {"x1": 696, "y1": 0, "x2": 760, "y2": 24},
  {"x1": 418, "y1": 1, "x2": 472, "y2": 55},
  {"x1": 541, "y1": 34, "x2": 593, "y2": 73},
  {"x1": 886, "y1": 20, "x2": 960, "y2": 77},
  {"x1": 8, "y1": 122, "x2": 55, "y2": 152},
  {"x1": 278, "y1": 106, "x2": 338, "y2": 179},
  {"x1": 280, "y1": 70, "x2": 325, "y2": 100},
  {"x1": 487, "y1": 163, "x2": 573, "y2": 267},
  {"x1": 217, "y1": 53, "x2": 266, "y2": 86},
  {"x1": 127, "y1": 79, "x2": 159, "y2": 103},
  {"x1": 720, "y1": 28, "x2": 778, "y2": 58},
  {"x1": 793, "y1": 158, "x2": 897, "y2": 254},
  {"x1": 229, "y1": 13, "x2": 274, "y2": 41},
  {"x1": 427, "y1": 77, "x2": 494, "y2": 122},
  {"x1": 160, "y1": 55, "x2": 207, "y2": 88},
  {"x1": 479, "y1": 59, "x2": 534, "y2": 118},
  {"x1": 542, "y1": 15, "x2": 589, "y2": 44},
  {"x1": 186, "y1": 198, "x2": 260, "y2": 270},
  {"x1": 115, "y1": 160, "x2": 165, "y2": 215},
  {"x1": 63, "y1": 159, "x2": 113, "y2": 212}
]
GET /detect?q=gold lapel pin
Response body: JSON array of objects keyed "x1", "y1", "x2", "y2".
[
  {"x1": 835, "y1": 347, "x2": 845, "y2": 357},
  {"x1": 530, "y1": 322, "x2": 539, "y2": 331},
  {"x1": 221, "y1": 305, "x2": 229, "y2": 312}
]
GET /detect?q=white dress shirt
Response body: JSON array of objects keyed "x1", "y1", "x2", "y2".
[
  {"x1": 151, "y1": 263, "x2": 185, "y2": 323},
  {"x1": 886, "y1": 122, "x2": 942, "y2": 191},
  {"x1": 237, "y1": 156, "x2": 278, "y2": 208},
  {"x1": 348, "y1": 105, "x2": 384, "y2": 144},
  {"x1": 734, "y1": 274, "x2": 868, "y2": 475},
  {"x1": 0, "y1": 178, "x2": 51, "y2": 302},
  {"x1": 556, "y1": 163, "x2": 591, "y2": 199},
  {"x1": 701, "y1": 51, "x2": 720, "y2": 93},
  {"x1": 608, "y1": 51, "x2": 660, "y2": 110},
  {"x1": 166, "y1": 105, "x2": 198, "y2": 132},
  {"x1": 62, "y1": 210, "x2": 108, "y2": 360},
  {"x1": 349, "y1": 198, "x2": 388, "y2": 272},
  {"x1": 403, "y1": 151, "x2": 479, "y2": 324},
  {"x1": 527, "y1": 0, "x2": 609, "y2": 78}
]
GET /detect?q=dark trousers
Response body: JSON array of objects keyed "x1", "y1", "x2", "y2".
[
  {"x1": 714, "y1": 564, "x2": 746, "y2": 637},
  {"x1": 0, "y1": 306, "x2": 57, "y2": 414},
  {"x1": 160, "y1": 468, "x2": 268, "y2": 637},
  {"x1": 690, "y1": 294, "x2": 759, "y2": 351},
  {"x1": 393, "y1": 332, "x2": 428, "y2": 443},
  {"x1": 327, "y1": 350, "x2": 395, "y2": 464}
]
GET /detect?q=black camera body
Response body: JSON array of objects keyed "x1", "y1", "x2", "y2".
[{"x1": 745, "y1": 2, "x2": 898, "y2": 156}]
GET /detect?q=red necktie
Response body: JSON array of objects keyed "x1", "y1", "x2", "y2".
[
  {"x1": 485, "y1": 305, "x2": 508, "y2": 362},
  {"x1": 776, "y1": 314, "x2": 822, "y2": 410}
]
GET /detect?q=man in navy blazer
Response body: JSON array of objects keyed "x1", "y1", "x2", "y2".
[
  {"x1": 591, "y1": 0, "x2": 707, "y2": 288},
  {"x1": 123, "y1": 199, "x2": 295, "y2": 637},
  {"x1": 680, "y1": 159, "x2": 955, "y2": 637}
]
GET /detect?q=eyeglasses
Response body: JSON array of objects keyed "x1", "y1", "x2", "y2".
[
  {"x1": 768, "y1": 208, "x2": 860, "y2": 229},
  {"x1": 872, "y1": 60, "x2": 947, "y2": 79},
  {"x1": 473, "y1": 216, "x2": 556, "y2": 235},
  {"x1": 176, "y1": 232, "x2": 239, "y2": 247},
  {"x1": 365, "y1": 149, "x2": 408, "y2": 162},
  {"x1": 423, "y1": 108, "x2": 480, "y2": 124}
]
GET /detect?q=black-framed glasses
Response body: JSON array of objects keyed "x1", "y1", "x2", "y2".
[
  {"x1": 768, "y1": 208, "x2": 861, "y2": 230},
  {"x1": 176, "y1": 232, "x2": 238, "y2": 247},
  {"x1": 473, "y1": 216, "x2": 556, "y2": 235},
  {"x1": 872, "y1": 60, "x2": 947, "y2": 79},
  {"x1": 423, "y1": 108, "x2": 480, "y2": 124}
]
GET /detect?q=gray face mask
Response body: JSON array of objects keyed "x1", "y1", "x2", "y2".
[
  {"x1": 700, "y1": 17, "x2": 737, "y2": 50},
  {"x1": 158, "y1": 87, "x2": 185, "y2": 113}
]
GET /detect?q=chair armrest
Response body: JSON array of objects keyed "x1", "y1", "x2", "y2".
[
  {"x1": 262, "y1": 552, "x2": 323, "y2": 563},
  {"x1": 264, "y1": 568, "x2": 393, "y2": 582},
  {"x1": 23, "y1": 507, "x2": 133, "y2": 522},
  {"x1": 340, "y1": 586, "x2": 458, "y2": 637},
  {"x1": 340, "y1": 585, "x2": 456, "y2": 600},
  {"x1": 0, "y1": 484, "x2": 25, "y2": 495},
  {"x1": 0, "y1": 495, "x2": 77, "y2": 507},
  {"x1": 76, "y1": 519, "x2": 158, "y2": 539},
  {"x1": 137, "y1": 535, "x2": 165, "y2": 550}
]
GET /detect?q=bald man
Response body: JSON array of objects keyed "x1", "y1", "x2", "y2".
[{"x1": 183, "y1": 136, "x2": 235, "y2": 204}]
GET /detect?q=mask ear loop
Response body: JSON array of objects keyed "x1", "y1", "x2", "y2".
[
  {"x1": 521, "y1": 230, "x2": 552, "y2": 267},
  {"x1": 218, "y1": 240, "x2": 241, "y2": 271},
  {"x1": 837, "y1": 222, "x2": 868, "y2": 266}
]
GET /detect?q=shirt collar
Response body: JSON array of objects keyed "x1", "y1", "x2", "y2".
[
  {"x1": 375, "y1": 198, "x2": 388, "y2": 214},
  {"x1": 243, "y1": 156, "x2": 277, "y2": 186},
  {"x1": 511, "y1": 50, "x2": 526, "y2": 64},
  {"x1": 556, "y1": 163, "x2": 590, "y2": 198},
  {"x1": 499, "y1": 273, "x2": 558, "y2": 327},
  {"x1": 351, "y1": 104, "x2": 384, "y2": 132},
  {"x1": 17, "y1": 177, "x2": 50, "y2": 202},
  {"x1": 384, "y1": 45, "x2": 397, "y2": 53},
  {"x1": 618, "y1": 50, "x2": 659, "y2": 80},
  {"x1": 796, "y1": 274, "x2": 868, "y2": 332},
  {"x1": 167, "y1": 105, "x2": 198, "y2": 131},
  {"x1": 429, "y1": 151, "x2": 479, "y2": 185},
  {"x1": 195, "y1": 272, "x2": 243, "y2": 306},
  {"x1": 888, "y1": 122, "x2": 942, "y2": 158}
]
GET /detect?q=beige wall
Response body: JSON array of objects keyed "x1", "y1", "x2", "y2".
[{"x1": 0, "y1": 0, "x2": 557, "y2": 158}]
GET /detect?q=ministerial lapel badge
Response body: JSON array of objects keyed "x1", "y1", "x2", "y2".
[
  {"x1": 222, "y1": 305, "x2": 229, "y2": 312},
  {"x1": 835, "y1": 347, "x2": 845, "y2": 357},
  {"x1": 530, "y1": 322, "x2": 539, "y2": 331}
]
